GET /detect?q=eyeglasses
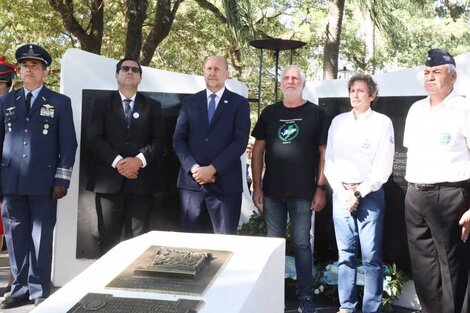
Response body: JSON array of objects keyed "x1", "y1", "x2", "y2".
[{"x1": 120, "y1": 66, "x2": 140, "y2": 74}]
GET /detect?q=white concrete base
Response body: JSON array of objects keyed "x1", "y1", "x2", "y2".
[{"x1": 35, "y1": 231, "x2": 285, "y2": 313}]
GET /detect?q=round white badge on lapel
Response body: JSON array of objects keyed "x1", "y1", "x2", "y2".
[
  {"x1": 43, "y1": 130, "x2": 48, "y2": 135},
  {"x1": 133, "y1": 112, "x2": 139, "y2": 119}
]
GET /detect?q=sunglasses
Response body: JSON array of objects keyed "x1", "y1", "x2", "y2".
[{"x1": 120, "y1": 66, "x2": 140, "y2": 74}]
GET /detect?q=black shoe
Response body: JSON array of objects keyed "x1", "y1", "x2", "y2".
[
  {"x1": 0, "y1": 296, "x2": 32, "y2": 309},
  {"x1": 34, "y1": 297, "x2": 47, "y2": 306},
  {"x1": 0, "y1": 285, "x2": 11, "y2": 296}
]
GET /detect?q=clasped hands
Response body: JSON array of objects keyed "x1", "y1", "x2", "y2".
[
  {"x1": 192, "y1": 165, "x2": 216, "y2": 185},
  {"x1": 116, "y1": 157, "x2": 142, "y2": 179}
]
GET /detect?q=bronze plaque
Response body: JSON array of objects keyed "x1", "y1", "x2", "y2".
[
  {"x1": 106, "y1": 246, "x2": 232, "y2": 295},
  {"x1": 67, "y1": 293, "x2": 203, "y2": 313}
]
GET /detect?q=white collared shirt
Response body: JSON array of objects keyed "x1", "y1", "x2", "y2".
[
  {"x1": 119, "y1": 91, "x2": 136, "y2": 110},
  {"x1": 325, "y1": 108, "x2": 395, "y2": 197},
  {"x1": 206, "y1": 87, "x2": 225, "y2": 109},
  {"x1": 404, "y1": 91, "x2": 470, "y2": 183}
]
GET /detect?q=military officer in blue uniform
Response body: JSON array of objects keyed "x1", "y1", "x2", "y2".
[{"x1": 0, "y1": 44, "x2": 77, "y2": 309}]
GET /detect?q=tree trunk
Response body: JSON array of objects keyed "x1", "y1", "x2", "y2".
[
  {"x1": 139, "y1": 0, "x2": 183, "y2": 66},
  {"x1": 49, "y1": 0, "x2": 104, "y2": 54},
  {"x1": 323, "y1": 0, "x2": 345, "y2": 80},
  {"x1": 124, "y1": 0, "x2": 149, "y2": 60}
]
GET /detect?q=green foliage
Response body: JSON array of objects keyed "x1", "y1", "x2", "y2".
[
  {"x1": 334, "y1": 0, "x2": 470, "y2": 73},
  {"x1": 2, "y1": 0, "x2": 470, "y2": 96},
  {"x1": 237, "y1": 210, "x2": 267, "y2": 236}
]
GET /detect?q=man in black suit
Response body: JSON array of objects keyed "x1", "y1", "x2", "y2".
[
  {"x1": 173, "y1": 56, "x2": 250, "y2": 234},
  {"x1": 87, "y1": 58, "x2": 164, "y2": 255}
]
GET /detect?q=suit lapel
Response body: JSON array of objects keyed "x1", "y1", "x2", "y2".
[
  {"x1": 130, "y1": 93, "x2": 145, "y2": 130},
  {"x1": 13, "y1": 90, "x2": 25, "y2": 115},
  {"x1": 195, "y1": 91, "x2": 210, "y2": 127},
  {"x1": 112, "y1": 91, "x2": 128, "y2": 130}
]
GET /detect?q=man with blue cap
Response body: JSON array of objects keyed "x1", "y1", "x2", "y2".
[
  {"x1": 0, "y1": 44, "x2": 77, "y2": 309},
  {"x1": 403, "y1": 48, "x2": 470, "y2": 313}
]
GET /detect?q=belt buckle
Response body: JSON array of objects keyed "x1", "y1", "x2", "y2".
[
  {"x1": 414, "y1": 183, "x2": 436, "y2": 191},
  {"x1": 413, "y1": 183, "x2": 425, "y2": 191}
]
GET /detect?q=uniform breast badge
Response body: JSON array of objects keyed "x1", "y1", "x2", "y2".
[
  {"x1": 6, "y1": 107, "x2": 15, "y2": 117},
  {"x1": 40, "y1": 104, "x2": 55, "y2": 118}
]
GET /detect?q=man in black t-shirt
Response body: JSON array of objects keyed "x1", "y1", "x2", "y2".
[{"x1": 251, "y1": 65, "x2": 328, "y2": 313}]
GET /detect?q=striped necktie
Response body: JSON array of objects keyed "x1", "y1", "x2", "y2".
[{"x1": 123, "y1": 99, "x2": 132, "y2": 128}]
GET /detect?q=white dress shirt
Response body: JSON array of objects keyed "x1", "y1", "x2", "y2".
[
  {"x1": 325, "y1": 109, "x2": 395, "y2": 198},
  {"x1": 206, "y1": 87, "x2": 225, "y2": 109},
  {"x1": 111, "y1": 91, "x2": 147, "y2": 168},
  {"x1": 404, "y1": 91, "x2": 470, "y2": 183}
]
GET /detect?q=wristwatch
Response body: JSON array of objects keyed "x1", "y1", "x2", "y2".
[
  {"x1": 354, "y1": 190, "x2": 362, "y2": 200},
  {"x1": 317, "y1": 184, "x2": 327, "y2": 191}
]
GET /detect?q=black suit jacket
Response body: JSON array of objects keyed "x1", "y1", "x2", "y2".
[{"x1": 86, "y1": 91, "x2": 164, "y2": 194}]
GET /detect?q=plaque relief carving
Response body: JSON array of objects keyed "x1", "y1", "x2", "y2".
[{"x1": 107, "y1": 246, "x2": 232, "y2": 296}]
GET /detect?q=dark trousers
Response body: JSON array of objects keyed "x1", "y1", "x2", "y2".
[
  {"x1": 1, "y1": 195, "x2": 57, "y2": 300},
  {"x1": 95, "y1": 189, "x2": 153, "y2": 256},
  {"x1": 405, "y1": 186, "x2": 470, "y2": 313},
  {"x1": 179, "y1": 189, "x2": 241, "y2": 234}
]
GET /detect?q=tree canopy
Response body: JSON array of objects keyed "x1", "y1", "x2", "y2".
[{"x1": 1, "y1": 0, "x2": 470, "y2": 105}]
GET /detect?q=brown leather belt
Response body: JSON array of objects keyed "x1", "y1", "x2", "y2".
[{"x1": 408, "y1": 180, "x2": 470, "y2": 191}]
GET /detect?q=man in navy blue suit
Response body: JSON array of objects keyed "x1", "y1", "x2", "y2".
[
  {"x1": 0, "y1": 44, "x2": 77, "y2": 309},
  {"x1": 173, "y1": 56, "x2": 250, "y2": 234}
]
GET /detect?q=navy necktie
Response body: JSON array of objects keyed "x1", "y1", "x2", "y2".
[
  {"x1": 208, "y1": 94, "x2": 216, "y2": 122},
  {"x1": 25, "y1": 92, "x2": 32, "y2": 114},
  {"x1": 123, "y1": 99, "x2": 132, "y2": 128}
]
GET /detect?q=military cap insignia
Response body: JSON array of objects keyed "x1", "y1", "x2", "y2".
[{"x1": 25, "y1": 46, "x2": 41, "y2": 58}]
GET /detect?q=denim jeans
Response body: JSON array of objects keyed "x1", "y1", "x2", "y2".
[
  {"x1": 264, "y1": 196, "x2": 313, "y2": 297},
  {"x1": 332, "y1": 188, "x2": 385, "y2": 313}
]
